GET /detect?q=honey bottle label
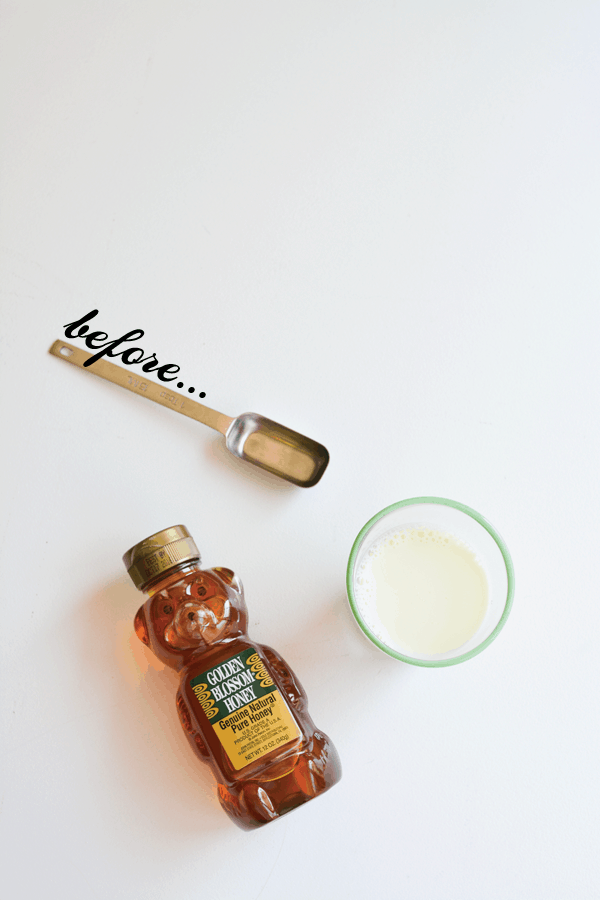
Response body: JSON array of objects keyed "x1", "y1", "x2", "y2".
[{"x1": 190, "y1": 649, "x2": 302, "y2": 771}]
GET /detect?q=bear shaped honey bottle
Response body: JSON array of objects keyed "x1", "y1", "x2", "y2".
[{"x1": 124, "y1": 525, "x2": 341, "y2": 829}]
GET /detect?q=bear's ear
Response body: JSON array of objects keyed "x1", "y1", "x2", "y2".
[
  {"x1": 213, "y1": 566, "x2": 235, "y2": 584},
  {"x1": 211, "y1": 567, "x2": 243, "y2": 595},
  {"x1": 134, "y1": 604, "x2": 150, "y2": 645}
]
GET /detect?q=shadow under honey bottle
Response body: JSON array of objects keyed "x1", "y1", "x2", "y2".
[{"x1": 124, "y1": 525, "x2": 342, "y2": 829}]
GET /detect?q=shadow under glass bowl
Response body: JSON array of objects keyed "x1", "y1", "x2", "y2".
[{"x1": 346, "y1": 497, "x2": 514, "y2": 667}]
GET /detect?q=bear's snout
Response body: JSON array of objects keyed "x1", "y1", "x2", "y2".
[{"x1": 164, "y1": 599, "x2": 229, "y2": 649}]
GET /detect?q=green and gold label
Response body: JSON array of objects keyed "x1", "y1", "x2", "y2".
[{"x1": 190, "y1": 649, "x2": 301, "y2": 771}]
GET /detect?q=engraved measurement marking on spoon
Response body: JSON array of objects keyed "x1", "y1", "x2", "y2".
[
  {"x1": 160, "y1": 390, "x2": 187, "y2": 408},
  {"x1": 126, "y1": 376, "x2": 148, "y2": 391},
  {"x1": 125, "y1": 377, "x2": 188, "y2": 409}
]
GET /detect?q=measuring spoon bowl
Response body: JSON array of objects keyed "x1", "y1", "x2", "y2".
[{"x1": 226, "y1": 413, "x2": 329, "y2": 487}]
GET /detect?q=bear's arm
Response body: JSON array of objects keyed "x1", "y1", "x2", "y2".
[
  {"x1": 176, "y1": 691, "x2": 210, "y2": 760},
  {"x1": 258, "y1": 644, "x2": 307, "y2": 712}
]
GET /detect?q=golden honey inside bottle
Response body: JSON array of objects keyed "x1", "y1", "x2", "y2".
[{"x1": 124, "y1": 525, "x2": 341, "y2": 829}]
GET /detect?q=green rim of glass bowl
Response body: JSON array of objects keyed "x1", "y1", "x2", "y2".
[{"x1": 346, "y1": 496, "x2": 515, "y2": 667}]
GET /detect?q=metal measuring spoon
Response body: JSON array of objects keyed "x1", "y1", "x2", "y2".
[{"x1": 49, "y1": 340, "x2": 329, "y2": 487}]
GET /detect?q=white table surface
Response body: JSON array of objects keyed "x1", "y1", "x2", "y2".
[{"x1": 1, "y1": 3, "x2": 599, "y2": 898}]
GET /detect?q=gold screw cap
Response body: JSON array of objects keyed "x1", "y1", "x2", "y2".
[{"x1": 123, "y1": 525, "x2": 200, "y2": 590}]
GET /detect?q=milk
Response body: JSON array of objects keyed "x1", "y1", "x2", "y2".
[{"x1": 354, "y1": 527, "x2": 489, "y2": 656}]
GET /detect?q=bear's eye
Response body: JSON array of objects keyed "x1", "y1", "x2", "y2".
[
  {"x1": 162, "y1": 604, "x2": 173, "y2": 615},
  {"x1": 196, "y1": 586, "x2": 207, "y2": 597}
]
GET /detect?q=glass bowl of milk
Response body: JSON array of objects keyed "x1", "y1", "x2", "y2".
[{"x1": 347, "y1": 497, "x2": 514, "y2": 666}]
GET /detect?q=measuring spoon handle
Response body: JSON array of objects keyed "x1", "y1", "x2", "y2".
[{"x1": 49, "y1": 340, "x2": 234, "y2": 435}]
